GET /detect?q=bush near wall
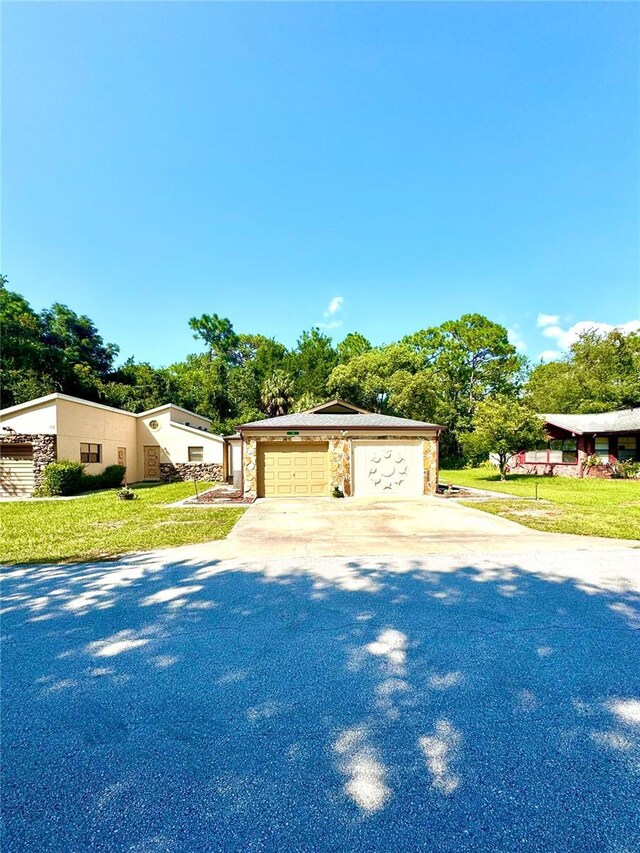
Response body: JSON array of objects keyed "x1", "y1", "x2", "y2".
[{"x1": 36, "y1": 462, "x2": 126, "y2": 496}]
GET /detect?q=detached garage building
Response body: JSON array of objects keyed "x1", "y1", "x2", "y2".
[{"x1": 239, "y1": 400, "x2": 443, "y2": 498}]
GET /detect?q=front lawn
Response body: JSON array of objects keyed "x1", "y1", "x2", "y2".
[
  {"x1": 440, "y1": 467, "x2": 640, "y2": 540},
  {"x1": 0, "y1": 482, "x2": 245, "y2": 565}
]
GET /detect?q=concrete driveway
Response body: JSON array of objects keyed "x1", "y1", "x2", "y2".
[
  {"x1": 2, "y1": 548, "x2": 639, "y2": 851},
  {"x1": 219, "y1": 496, "x2": 636, "y2": 557}
]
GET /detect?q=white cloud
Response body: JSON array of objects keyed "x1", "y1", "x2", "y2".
[
  {"x1": 324, "y1": 296, "x2": 344, "y2": 317},
  {"x1": 537, "y1": 313, "x2": 560, "y2": 328},
  {"x1": 541, "y1": 319, "x2": 640, "y2": 351},
  {"x1": 318, "y1": 295, "x2": 345, "y2": 330},
  {"x1": 539, "y1": 349, "x2": 561, "y2": 362},
  {"x1": 542, "y1": 325, "x2": 565, "y2": 340},
  {"x1": 507, "y1": 326, "x2": 527, "y2": 352}
]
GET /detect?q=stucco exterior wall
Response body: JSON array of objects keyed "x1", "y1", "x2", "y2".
[
  {"x1": 242, "y1": 432, "x2": 439, "y2": 498},
  {"x1": 136, "y1": 411, "x2": 224, "y2": 478},
  {"x1": 0, "y1": 401, "x2": 57, "y2": 435},
  {"x1": 55, "y1": 398, "x2": 139, "y2": 481},
  {"x1": 1, "y1": 396, "x2": 226, "y2": 486}
]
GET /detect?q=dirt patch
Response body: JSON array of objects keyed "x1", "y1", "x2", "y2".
[
  {"x1": 185, "y1": 486, "x2": 255, "y2": 506},
  {"x1": 90, "y1": 521, "x2": 127, "y2": 530}
]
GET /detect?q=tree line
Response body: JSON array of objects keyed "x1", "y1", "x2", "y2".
[{"x1": 2, "y1": 275, "x2": 639, "y2": 463}]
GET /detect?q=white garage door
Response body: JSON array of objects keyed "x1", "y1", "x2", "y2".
[{"x1": 352, "y1": 440, "x2": 424, "y2": 497}]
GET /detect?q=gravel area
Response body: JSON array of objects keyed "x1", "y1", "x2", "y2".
[{"x1": 2, "y1": 549, "x2": 639, "y2": 851}]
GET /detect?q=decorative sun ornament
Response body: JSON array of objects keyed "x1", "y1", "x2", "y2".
[{"x1": 368, "y1": 450, "x2": 408, "y2": 490}]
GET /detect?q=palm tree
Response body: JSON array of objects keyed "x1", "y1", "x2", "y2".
[{"x1": 261, "y1": 370, "x2": 295, "y2": 417}]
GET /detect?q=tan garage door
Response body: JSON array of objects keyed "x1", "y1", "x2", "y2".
[
  {"x1": 259, "y1": 443, "x2": 329, "y2": 497},
  {"x1": 0, "y1": 445, "x2": 35, "y2": 497}
]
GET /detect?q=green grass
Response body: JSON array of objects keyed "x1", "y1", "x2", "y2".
[
  {"x1": 440, "y1": 467, "x2": 640, "y2": 540},
  {"x1": 0, "y1": 482, "x2": 245, "y2": 565}
]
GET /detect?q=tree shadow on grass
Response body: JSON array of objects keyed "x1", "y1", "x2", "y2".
[{"x1": 1, "y1": 551, "x2": 639, "y2": 852}]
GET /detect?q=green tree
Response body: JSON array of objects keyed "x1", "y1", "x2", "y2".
[
  {"x1": 327, "y1": 344, "x2": 421, "y2": 412},
  {"x1": 166, "y1": 354, "x2": 233, "y2": 424},
  {"x1": 104, "y1": 360, "x2": 177, "y2": 412},
  {"x1": 289, "y1": 328, "x2": 337, "y2": 399},
  {"x1": 337, "y1": 332, "x2": 372, "y2": 364},
  {"x1": 0, "y1": 278, "x2": 53, "y2": 406},
  {"x1": 292, "y1": 390, "x2": 323, "y2": 412},
  {"x1": 461, "y1": 397, "x2": 546, "y2": 479},
  {"x1": 526, "y1": 329, "x2": 640, "y2": 414},
  {"x1": 189, "y1": 313, "x2": 240, "y2": 365},
  {"x1": 41, "y1": 303, "x2": 119, "y2": 378},
  {"x1": 404, "y1": 313, "x2": 526, "y2": 458},
  {"x1": 261, "y1": 370, "x2": 295, "y2": 417}
]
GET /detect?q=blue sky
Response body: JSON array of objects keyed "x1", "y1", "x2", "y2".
[{"x1": 3, "y1": 2, "x2": 639, "y2": 367}]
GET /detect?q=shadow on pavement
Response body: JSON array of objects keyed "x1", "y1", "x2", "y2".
[{"x1": 2, "y1": 551, "x2": 639, "y2": 851}]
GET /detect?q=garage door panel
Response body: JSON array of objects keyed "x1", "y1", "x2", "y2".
[
  {"x1": 353, "y1": 441, "x2": 423, "y2": 497},
  {"x1": 258, "y1": 443, "x2": 329, "y2": 497},
  {"x1": 0, "y1": 446, "x2": 35, "y2": 497}
]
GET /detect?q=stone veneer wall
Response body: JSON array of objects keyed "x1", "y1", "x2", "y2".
[
  {"x1": 0, "y1": 432, "x2": 57, "y2": 489},
  {"x1": 242, "y1": 433, "x2": 439, "y2": 498},
  {"x1": 159, "y1": 462, "x2": 223, "y2": 483}
]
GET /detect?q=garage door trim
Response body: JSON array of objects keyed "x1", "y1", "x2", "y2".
[{"x1": 352, "y1": 439, "x2": 424, "y2": 498}]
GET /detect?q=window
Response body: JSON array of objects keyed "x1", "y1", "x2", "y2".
[
  {"x1": 618, "y1": 435, "x2": 637, "y2": 462},
  {"x1": 188, "y1": 446, "x2": 203, "y2": 462},
  {"x1": 525, "y1": 445, "x2": 548, "y2": 463},
  {"x1": 80, "y1": 443, "x2": 101, "y2": 463},
  {"x1": 525, "y1": 439, "x2": 577, "y2": 465},
  {"x1": 549, "y1": 438, "x2": 577, "y2": 464},
  {"x1": 595, "y1": 437, "x2": 609, "y2": 462}
]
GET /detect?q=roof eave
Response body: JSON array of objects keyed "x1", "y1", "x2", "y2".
[
  {"x1": 544, "y1": 416, "x2": 585, "y2": 435},
  {"x1": 239, "y1": 424, "x2": 444, "y2": 432}
]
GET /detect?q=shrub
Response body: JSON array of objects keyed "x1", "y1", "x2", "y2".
[
  {"x1": 37, "y1": 461, "x2": 127, "y2": 496},
  {"x1": 331, "y1": 485, "x2": 345, "y2": 498},
  {"x1": 101, "y1": 465, "x2": 127, "y2": 488},
  {"x1": 79, "y1": 464, "x2": 127, "y2": 492},
  {"x1": 37, "y1": 461, "x2": 84, "y2": 496},
  {"x1": 611, "y1": 460, "x2": 640, "y2": 480}
]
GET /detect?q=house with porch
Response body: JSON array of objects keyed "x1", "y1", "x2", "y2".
[{"x1": 509, "y1": 407, "x2": 640, "y2": 477}]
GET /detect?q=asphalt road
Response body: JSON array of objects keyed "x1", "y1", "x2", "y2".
[{"x1": 2, "y1": 549, "x2": 639, "y2": 851}]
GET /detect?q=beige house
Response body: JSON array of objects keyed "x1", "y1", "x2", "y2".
[
  {"x1": 238, "y1": 399, "x2": 443, "y2": 499},
  {"x1": 0, "y1": 394, "x2": 234, "y2": 497}
]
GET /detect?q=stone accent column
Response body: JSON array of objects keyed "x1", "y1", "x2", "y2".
[
  {"x1": 328, "y1": 438, "x2": 351, "y2": 496},
  {"x1": 243, "y1": 436, "x2": 258, "y2": 497},
  {"x1": 422, "y1": 437, "x2": 439, "y2": 495}
]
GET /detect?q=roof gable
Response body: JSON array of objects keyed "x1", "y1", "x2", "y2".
[{"x1": 305, "y1": 399, "x2": 371, "y2": 415}]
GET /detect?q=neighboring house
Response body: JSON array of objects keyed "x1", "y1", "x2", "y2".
[
  {"x1": 238, "y1": 399, "x2": 443, "y2": 498},
  {"x1": 0, "y1": 393, "x2": 236, "y2": 497},
  {"x1": 509, "y1": 407, "x2": 640, "y2": 477}
]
